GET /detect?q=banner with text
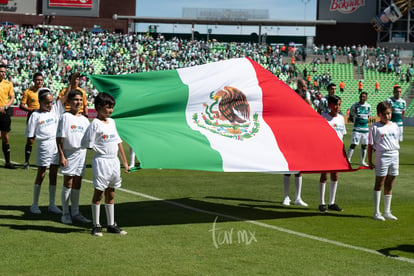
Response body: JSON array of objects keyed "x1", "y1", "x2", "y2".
[{"x1": 48, "y1": 0, "x2": 93, "y2": 8}]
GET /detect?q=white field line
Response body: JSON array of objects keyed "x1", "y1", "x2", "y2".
[{"x1": 5, "y1": 160, "x2": 414, "y2": 265}]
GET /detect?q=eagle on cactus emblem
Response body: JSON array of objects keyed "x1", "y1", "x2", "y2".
[{"x1": 192, "y1": 86, "x2": 260, "y2": 140}]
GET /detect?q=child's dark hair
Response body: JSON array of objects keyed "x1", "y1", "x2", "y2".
[
  {"x1": 95, "y1": 92, "x2": 115, "y2": 109},
  {"x1": 68, "y1": 89, "x2": 83, "y2": 101},
  {"x1": 377, "y1": 101, "x2": 392, "y2": 115},
  {"x1": 327, "y1": 95, "x2": 341, "y2": 105},
  {"x1": 38, "y1": 88, "x2": 53, "y2": 101}
]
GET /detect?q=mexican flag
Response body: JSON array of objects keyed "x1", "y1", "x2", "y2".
[{"x1": 89, "y1": 58, "x2": 351, "y2": 173}]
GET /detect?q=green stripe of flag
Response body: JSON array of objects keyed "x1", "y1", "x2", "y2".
[{"x1": 90, "y1": 70, "x2": 224, "y2": 171}]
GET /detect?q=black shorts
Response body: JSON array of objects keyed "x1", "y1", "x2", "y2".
[{"x1": 0, "y1": 111, "x2": 12, "y2": 132}]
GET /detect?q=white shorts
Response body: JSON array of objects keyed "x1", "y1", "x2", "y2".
[
  {"x1": 61, "y1": 149, "x2": 87, "y2": 176},
  {"x1": 36, "y1": 139, "x2": 59, "y2": 167},
  {"x1": 351, "y1": 131, "x2": 369, "y2": 145},
  {"x1": 375, "y1": 150, "x2": 399, "y2": 177},
  {"x1": 92, "y1": 156, "x2": 122, "y2": 191}
]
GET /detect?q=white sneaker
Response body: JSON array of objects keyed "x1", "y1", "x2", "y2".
[
  {"x1": 72, "y1": 213, "x2": 92, "y2": 224},
  {"x1": 373, "y1": 213, "x2": 385, "y2": 221},
  {"x1": 294, "y1": 198, "x2": 309, "y2": 207},
  {"x1": 383, "y1": 212, "x2": 398, "y2": 220},
  {"x1": 30, "y1": 205, "x2": 41, "y2": 214},
  {"x1": 61, "y1": 213, "x2": 73, "y2": 224},
  {"x1": 48, "y1": 205, "x2": 62, "y2": 215},
  {"x1": 282, "y1": 196, "x2": 291, "y2": 206},
  {"x1": 360, "y1": 162, "x2": 369, "y2": 167}
]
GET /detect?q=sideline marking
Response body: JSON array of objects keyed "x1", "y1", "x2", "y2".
[{"x1": 4, "y1": 161, "x2": 414, "y2": 265}]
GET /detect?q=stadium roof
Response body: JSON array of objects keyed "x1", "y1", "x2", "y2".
[{"x1": 113, "y1": 15, "x2": 336, "y2": 27}]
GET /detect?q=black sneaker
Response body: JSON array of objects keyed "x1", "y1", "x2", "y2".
[
  {"x1": 91, "y1": 224, "x2": 103, "y2": 237},
  {"x1": 107, "y1": 223, "x2": 127, "y2": 235},
  {"x1": 23, "y1": 163, "x2": 29, "y2": 170},
  {"x1": 328, "y1": 204, "x2": 343, "y2": 212},
  {"x1": 318, "y1": 204, "x2": 328, "y2": 213}
]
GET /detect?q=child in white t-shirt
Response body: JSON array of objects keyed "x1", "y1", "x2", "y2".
[
  {"x1": 26, "y1": 88, "x2": 67, "y2": 215},
  {"x1": 57, "y1": 89, "x2": 91, "y2": 225},
  {"x1": 319, "y1": 95, "x2": 346, "y2": 213},
  {"x1": 368, "y1": 101, "x2": 400, "y2": 221},
  {"x1": 81, "y1": 92, "x2": 130, "y2": 237}
]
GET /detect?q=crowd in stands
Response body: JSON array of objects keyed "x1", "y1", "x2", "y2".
[{"x1": 0, "y1": 26, "x2": 413, "y2": 108}]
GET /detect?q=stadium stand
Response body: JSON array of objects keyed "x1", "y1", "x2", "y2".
[{"x1": 1, "y1": 26, "x2": 413, "y2": 114}]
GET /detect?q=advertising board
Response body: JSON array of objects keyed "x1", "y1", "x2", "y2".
[{"x1": 48, "y1": 0, "x2": 93, "y2": 9}]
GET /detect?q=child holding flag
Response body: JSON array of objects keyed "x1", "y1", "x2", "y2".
[
  {"x1": 57, "y1": 89, "x2": 91, "y2": 225},
  {"x1": 368, "y1": 101, "x2": 400, "y2": 221},
  {"x1": 81, "y1": 92, "x2": 130, "y2": 236},
  {"x1": 26, "y1": 88, "x2": 68, "y2": 214},
  {"x1": 319, "y1": 95, "x2": 346, "y2": 213}
]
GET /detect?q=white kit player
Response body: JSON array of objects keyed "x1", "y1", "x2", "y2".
[{"x1": 57, "y1": 89, "x2": 91, "y2": 225}]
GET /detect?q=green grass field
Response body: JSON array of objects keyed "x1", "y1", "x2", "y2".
[{"x1": 1, "y1": 117, "x2": 414, "y2": 275}]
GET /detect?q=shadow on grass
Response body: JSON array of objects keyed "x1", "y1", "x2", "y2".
[
  {"x1": 0, "y1": 205, "x2": 90, "y2": 233},
  {"x1": 378, "y1": 244, "x2": 414, "y2": 257},
  {"x1": 0, "y1": 196, "x2": 366, "y2": 232},
  {"x1": 113, "y1": 196, "x2": 366, "y2": 227}
]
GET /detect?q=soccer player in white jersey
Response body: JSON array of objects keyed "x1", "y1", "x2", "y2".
[
  {"x1": 57, "y1": 89, "x2": 91, "y2": 225},
  {"x1": 368, "y1": 101, "x2": 400, "y2": 221},
  {"x1": 347, "y1": 92, "x2": 371, "y2": 167},
  {"x1": 81, "y1": 92, "x2": 130, "y2": 237},
  {"x1": 319, "y1": 95, "x2": 346, "y2": 213},
  {"x1": 26, "y1": 88, "x2": 68, "y2": 215},
  {"x1": 387, "y1": 86, "x2": 406, "y2": 141}
]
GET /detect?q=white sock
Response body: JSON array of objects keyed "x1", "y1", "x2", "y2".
[
  {"x1": 32, "y1": 184, "x2": 41, "y2": 206},
  {"x1": 283, "y1": 175, "x2": 290, "y2": 198},
  {"x1": 373, "y1": 190, "x2": 382, "y2": 215},
  {"x1": 105, "y1": 204, "x2": 115, "y2": 226},
  {"x1": 49, "y1": 185, "x2": 57, "y2": 207},
  {"x1": 384, "y1": 194, "x2": 392, "y2": 214},
  {"x1": 361, "y1": 148, "x2": 367, "y2": 164},
  {"x1": 129, "y1": 148, "x2": 135, "y2": 168},
  {"x1": 294, "y1": 175, "x2": 303, "y2": 201},
  {"x1": 329, "y1": 181, "x2": 338, "y2": 205},
  {"x1": 319, "y1": 182, "x2": 326, "y2": 205},
  {"x1": 91, "y1": 203, "x2": 100, "y2": 226},
  {"x1": 347, "y1": 148, "x2": 354, "y2": 161},
  {"x1": 70, "y1": 189, "x2": 80, "y2": 216},
  {"x1": 61, "y1": 187, "x2": 72, "y2": 215}
]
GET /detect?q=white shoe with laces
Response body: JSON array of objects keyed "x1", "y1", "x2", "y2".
[
  {"x1": 373, "y1": 213, "x2": 385, "y2": 221},
  {"x1": 294, "y1": 198, "x2": 309, "y2": 207},
  {"x1": 48, "y1": 205, "x2": 62, "y2": 215},
  {"x1": 61, "y1": 213, "x2": 73, "y2": 224},
  {"x1": 383, "y1": 212, "x2": 398, "y2": 220},
  {"x1": 72, "y1": 213, "x2": 92, "y2": 224},
  {"x1": 282, "y1": 196, "x2": 291, "y2": 206},
  {"x1": 30, "y1": 205, "x2": 41, "y2": 214}
]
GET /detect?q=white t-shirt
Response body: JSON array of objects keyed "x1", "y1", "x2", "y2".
[
  {"x1": 26, "y1": 101, "x2": 64, "y2": 141},
  {"x1": 57, "y1": 112, "x2": 90, "y2": 151},
  {"x1": 368, "y1": 122, "x2": 400, "y2": 153},
  {"x1": 322, "y1": 112, "x2": 346, "y2": 141},
  {"x1": 81, "y1": 117, "x2": 122, "y2": 158}
]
